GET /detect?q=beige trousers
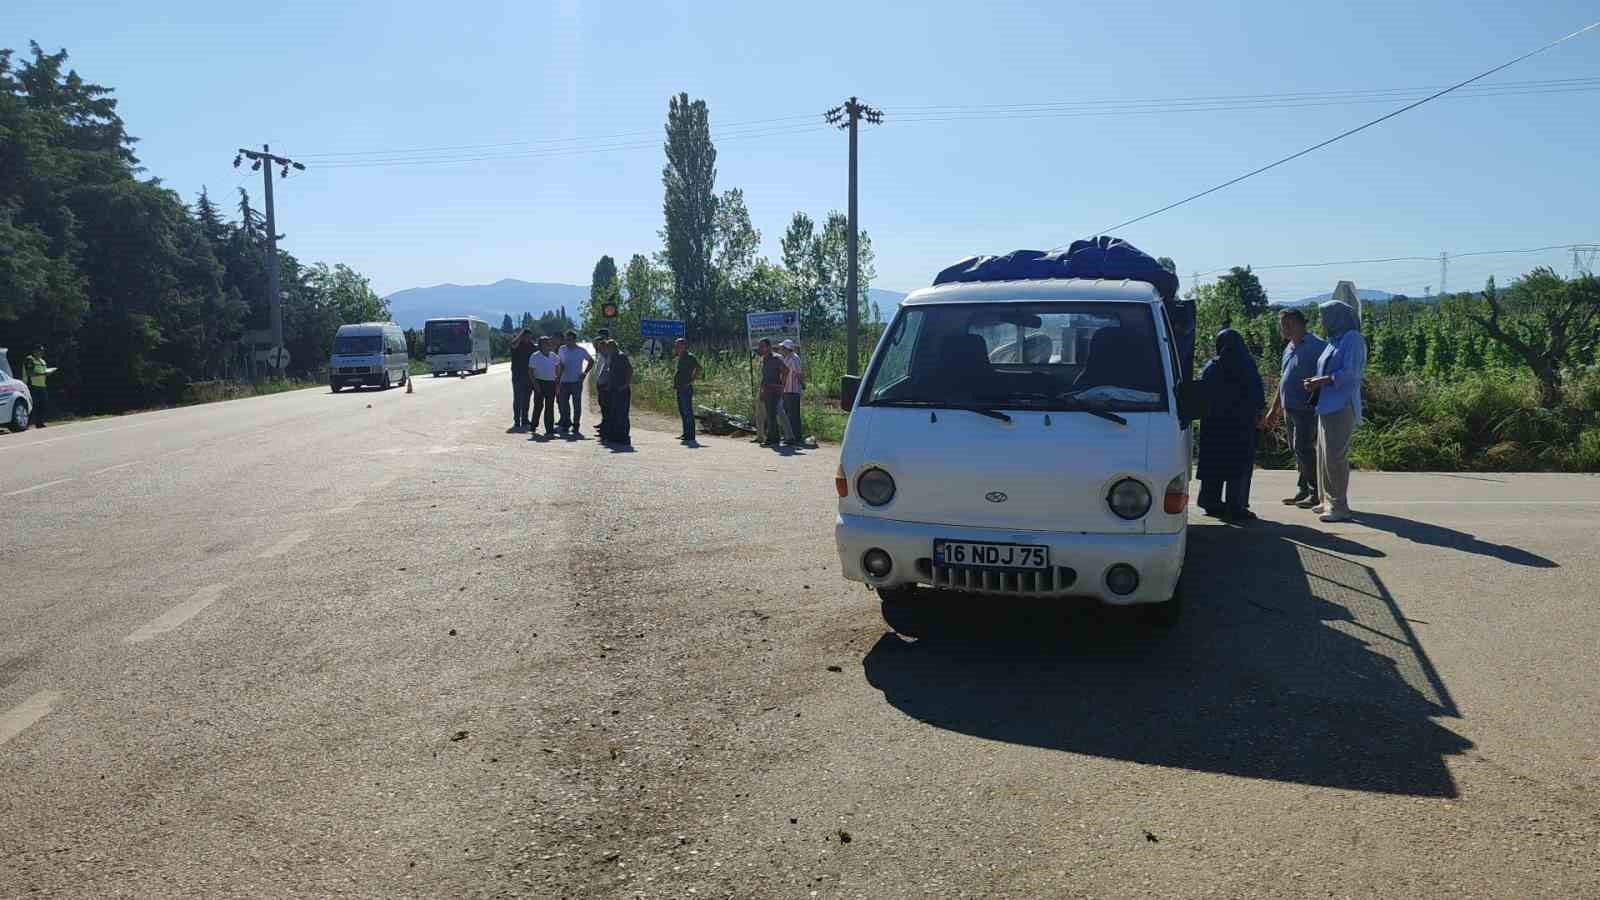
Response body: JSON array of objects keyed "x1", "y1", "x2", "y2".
[{"x1": 1317, "y1": 404, "x2": 1357, "y2": 514}]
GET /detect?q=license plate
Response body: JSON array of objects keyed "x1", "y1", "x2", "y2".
[{"x1": 934, "y1": 540, "x2": 1049, "y2": 569}]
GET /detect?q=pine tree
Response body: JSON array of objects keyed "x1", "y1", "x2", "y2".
[
  {"x1": 500, "y1": 313, "x2": 514, "y2": 334},
  {"x1": 194, "y1": 186, "x2": 227, "y2": 245}
]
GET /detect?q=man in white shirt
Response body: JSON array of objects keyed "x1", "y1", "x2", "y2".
[
  {"x1": 528, "y1": 335, "x2": 562, "y2": 438},
  {"x1": 555, "y1": 330, "x2": 594, "y2": 436},
  {"x1": 779, "y1": 339, "x2": 805, "y2": 447}
]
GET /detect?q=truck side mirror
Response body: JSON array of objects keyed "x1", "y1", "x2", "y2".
[
  {"x1": 839, "y1": 375, "x2": 861, "y2": 412},
  {"x1": 1177, "y1": 380, "x2": 1208, "y2": 423}
]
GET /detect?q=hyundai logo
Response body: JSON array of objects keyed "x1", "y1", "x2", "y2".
[{"x1": 985, "y1": 491, "x2": 1008, "y2": 503}]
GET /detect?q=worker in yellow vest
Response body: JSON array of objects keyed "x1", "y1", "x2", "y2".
[{"x1": 23, "y1": 346, "x2": 53, "y2": 428}]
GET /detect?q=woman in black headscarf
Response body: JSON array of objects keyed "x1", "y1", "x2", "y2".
[{"x1": 1197, "y1": 328, "x2": 1267, "y2": 521}]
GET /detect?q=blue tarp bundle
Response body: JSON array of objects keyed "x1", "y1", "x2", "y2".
[
  {"x1": 932, "y1": 237, "x2": 1194, "y2": 378},
  {"x1": 932, "y1": 236, "x2": 1180, "y2": 302}
]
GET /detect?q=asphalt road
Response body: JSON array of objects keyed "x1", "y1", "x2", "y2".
[{"x1": 3, "y1": 368, "x2": 1598, "y2": 899}]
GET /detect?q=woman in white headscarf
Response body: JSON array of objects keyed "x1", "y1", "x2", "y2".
[{"x1": 1302, "y1": 300, "x2": 1366, "y2": 523}]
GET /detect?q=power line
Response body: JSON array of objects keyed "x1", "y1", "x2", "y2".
[
  {"x1": 1191, "y1": 243, "x2": 1599, "y2": 278},
  {"x1": 889, "y1": 75, "x2": 1600, "y2": 112},
  {"x1": 307, "y1": 123, "x2": 829, "y2": 169},
  {"x1": 1095, "y1": 20, "x2": 1600, "y2": 236},
  {"x1": 890, "y1": 79, "x2": 1600, "y2": 122},
  {"x1": 290, "y1": 113, "x2": 821, "y2": 162},
  {"x1": 284, "y1": 74, "x2": 1600, "y2": 169}
]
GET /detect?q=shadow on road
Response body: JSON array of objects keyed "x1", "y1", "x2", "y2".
[
  {"x1": 862, "y1": 522, "x2": 1473, "y2": 797},
  {"x1": 1350, "y1": 512, "x2": 1556, "y2": 568}
]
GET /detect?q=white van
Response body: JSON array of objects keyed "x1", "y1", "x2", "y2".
[
  {"x1": 329, "y1": 322, "x2": 410, "y2": 392},
  {"x1": 835, "y1": 276, "x2": 1204, "y2": 628}
]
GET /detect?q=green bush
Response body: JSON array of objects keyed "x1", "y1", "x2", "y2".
[{"x1": 1571, "y1": 428, "x2": 1600, "y2": 472}]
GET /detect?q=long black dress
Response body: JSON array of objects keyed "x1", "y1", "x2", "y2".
[{"x1": 1197, "y1": 329, "x2": 1266, "y2": 514}]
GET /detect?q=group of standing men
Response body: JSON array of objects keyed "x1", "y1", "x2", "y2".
[
  {"x1": 508, "y1": 329, "x2": 633, "y2": 445},
  {"x1": 509, "y1": 329, "x2": 704, "y2": 447},
  {"x1": 753, "y1": 338, "x2": 808, "y2": 448}
]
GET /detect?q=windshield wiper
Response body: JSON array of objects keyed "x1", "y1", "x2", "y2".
[
  {"x1": 872, "y1": 399, "x2": 1012, "y2": 422},
  {"x1": 1074, "y1": 407, "x2": 1128, "y2": 426},
  {"x1": 949, "y1": 403, "x2": 1012, "y2": 423}
]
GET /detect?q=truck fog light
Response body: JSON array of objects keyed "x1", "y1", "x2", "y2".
[
  {"x1": 862, "y1": 549, "x2": 893, "y2": 578},
  {"x1": 1106, "y1": 564, "x2": 1140, "y2": 596}
]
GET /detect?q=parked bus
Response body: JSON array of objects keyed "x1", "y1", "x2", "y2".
[{"x1": 424, "y1": 316, "x2": 493, "y2": 376}]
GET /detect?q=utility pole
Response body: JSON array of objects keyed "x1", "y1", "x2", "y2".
[
  {"x1": 234, "y1": 145, "x2": 306, "y2": 368},
  {"x1": 825, "y1": 97, "x2": 883, "y2": 375},
  {"x1": 1439, "y1": 251, "x2": 1449, "y2": 297}
]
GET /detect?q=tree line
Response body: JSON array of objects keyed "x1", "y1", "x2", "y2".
[
  {"x1": 1, "y1": 43, "x2": 388, "y2": 415},
  {"x1": 580, "y1": 92, "x2": 877, "y2": 349}
]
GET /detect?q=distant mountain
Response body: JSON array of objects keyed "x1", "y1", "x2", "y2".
[
  {"x1": 384, "y1": 279, "x2": 589, "y2": 329},
  {"x1": 867, "y1": 288, "x2": 908, "y2": 310},
  {"x1": 385, "y1": 278, "x2": 912, "y2": 330},
  {"x1": 1275, "y1": 288, "x2": 1399, "y2": 307}
]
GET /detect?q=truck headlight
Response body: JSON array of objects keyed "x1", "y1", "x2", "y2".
[
  {"x1": 856, "y1": 468, "x2": 896, "y2": 507},
  {"x1": 1107, "y1": 478, "x2": 1152, "y2": 520}
]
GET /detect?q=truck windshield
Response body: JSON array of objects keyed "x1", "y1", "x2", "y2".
[
  {"x1": 860, "y1": 302, "x2": 1169, "y2": 413},
  {"x1": 426, "y1": 321, "x2": 472, "y2": 354},
  {"x1": 333, "y1": 335, "x2": 382, "y2": 355}
]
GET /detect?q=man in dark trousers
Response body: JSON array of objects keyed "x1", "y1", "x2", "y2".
[
  {"x1": 673, "y1": 338, "x2": 702, "y2": 444},
  {"x1": 757, "y1": 338, "x2": 784, "y2": 447},
  {"x1": 593, "y1": 328, "x2": 613, "y2": 439},
  {"x1": 602, "y1": 338, "x2": 634, "y2": 446},
  {"x1": 528, "y1": 335, "x2": 561, "y2": 438},
  {"x1": 508, "y1": 330, "x2": 535, "y2": 432},
  {"x1": 1262, "y1": 308, "x2": 1328, "y2": 508},
  {"x1": 23, "y1": 346, "x2": 53, "y2": 428}
]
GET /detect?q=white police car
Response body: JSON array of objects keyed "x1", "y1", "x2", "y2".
[{"x1": 0, "y1": 348, "x2": 34, "y2": 432}]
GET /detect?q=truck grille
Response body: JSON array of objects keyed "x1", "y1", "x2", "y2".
[{"x1": 916, "y1": 558, "x2": 1078, "y2": 595}]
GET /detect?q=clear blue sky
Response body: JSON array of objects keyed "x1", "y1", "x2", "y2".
[{"x1": 12, "y1": 0, "x2": 1600, "y2": 300}]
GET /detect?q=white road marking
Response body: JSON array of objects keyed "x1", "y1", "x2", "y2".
[
  {"x1": 166, "y1": 447, "x2": 196, "y2": 457},
  {"x1": 1353, "y1": 500, "x2": 1600, "y2": 505},
  {"x1": 0, "y1": 690, "x2": 63, "y2": 748},
  {"x1": 325, "y1": 474, "x2": 400, "y2": 515},
  {"x1": 0, "y1": 419, "x2": 164, "y2": 452},
  {"x1": 123, "y1": 584, "x2": 227, "y2": 644},
  {"x1": 3, "y1": 478, "x2": 73, "y2": 497},
  {"x1": 88, "y1": 461, "x2": 140, "y2": 476},
  {"x1": 258, "y1": 529, "x2": 312, "y2": 559}
]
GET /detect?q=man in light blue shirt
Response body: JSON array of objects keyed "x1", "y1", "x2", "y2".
[
  {"x1": 1262, "y1": 308, "x2": 1327, "y2": 508},
  {"x1": 1304, "y1": 301, "x2": 1367, "y2": 523}
]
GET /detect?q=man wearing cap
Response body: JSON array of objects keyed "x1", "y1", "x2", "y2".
[
  {"x1": 554, "y1": 330, "x2": 593, "y2": 436},
  {"x1": 778, "y1": 339, "x2": 804, "y2": 447},
  {"x1": 23, "y1": 346, "x2": 53, "y2": 428}
]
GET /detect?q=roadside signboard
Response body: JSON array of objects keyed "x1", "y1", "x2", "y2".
[
  {"x1": 640, "y1": 318, "x2": 686, "y2": 339},
  {"x1": 263, "y1": 346, "x2": 291, "y2": 370},
  {"x1": 241, "y1": 329, "x2": 275, "y2": 346},
  {"x1": 745, "y1": 309, "x2": 800, "y2": 350}
]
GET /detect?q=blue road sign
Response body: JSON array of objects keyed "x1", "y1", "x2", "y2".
[{"x1": 640, "y1": 318, "x2": 686, "y2": 339}]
